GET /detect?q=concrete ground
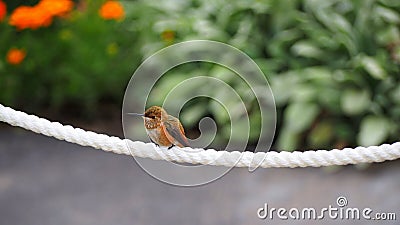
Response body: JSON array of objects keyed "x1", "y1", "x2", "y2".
[{"x1": 0, "y1": 127, "x2": 399, "y2": 225}]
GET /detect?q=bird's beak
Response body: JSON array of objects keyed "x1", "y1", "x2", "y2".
[{"x1": 127, "y1": 113, "x2": 144, "y2": 117}]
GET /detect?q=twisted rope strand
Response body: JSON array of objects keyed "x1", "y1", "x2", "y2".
[{"x1": 1, "y1": 103, "x2": 399, "y2": 168}]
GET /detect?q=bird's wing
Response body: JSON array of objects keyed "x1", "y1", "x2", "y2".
[{"x1": 162, "y1": 115, "x2": 190, "y2": 147}]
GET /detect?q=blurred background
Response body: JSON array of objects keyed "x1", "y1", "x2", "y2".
[
  {"x1": 0, "y1": 0, "x2": 399, "y2": 224},
  {"x1": 1, "y1": 0, "x2": 399, "y2": 150}
]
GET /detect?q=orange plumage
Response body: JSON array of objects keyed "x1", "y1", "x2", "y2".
[{"x1": 137, "y1": 106, "x2": 190, "y2": 148}]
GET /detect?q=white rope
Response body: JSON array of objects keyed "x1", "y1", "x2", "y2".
[{"x1": 0, "y1": 103, "x2": 399, "y2": 168}]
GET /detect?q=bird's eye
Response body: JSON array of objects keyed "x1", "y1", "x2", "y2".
[{"x1": 150, "y1": 116, "x2": 156, "y2": 119}]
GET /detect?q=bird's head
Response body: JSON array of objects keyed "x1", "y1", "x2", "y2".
[
  {"x1": 127, "y1": 106, "x2": 168, "y2": 128},
  {"x1": 143, "y1": 106, "x2": 168, "y2": 123}
]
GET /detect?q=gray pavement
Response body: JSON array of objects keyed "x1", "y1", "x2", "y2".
[{"x1": 0, "y1": 127, "x2": 399, "y2": 225}]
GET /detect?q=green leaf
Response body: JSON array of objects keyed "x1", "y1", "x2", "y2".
[
  {"x1": 357, "y1": 116, "x2": 390, "y2": 146},
  {"x1": 341, "y1": 89, "x2": 371, "y2": 115},
  {"x1": 291, "y1": 41, "x2": 323, "y2": 58},
  {"x1": 379, "y1": 0, "x2": 400, "y2": 7},
  {"x1": 360, "y1": 56, "x2": 387, "y2": 80},
  {"x1": 301, "y1": 67, "x2": 333, "y2": 83},
  {"x1": 315, "y1": 10, "x2": 353, "y2": 35},
  {"x1": 277, "y1": 128, "x2": 298, "y2": 151},
  {"x1": 375, "y1": 6, "x2": 400, "y2": 23},
  {"x1": 284, "y1": 102, "x2": 319, "y2": 132},
  {"x1": 291, "y1": 84, "x2": 317, "y2": 102}
]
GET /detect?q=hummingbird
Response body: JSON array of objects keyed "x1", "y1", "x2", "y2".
[{"x1": 128, "y1": 106, "x2": 190, "y2": 149}]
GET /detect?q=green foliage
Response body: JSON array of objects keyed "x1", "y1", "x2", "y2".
[
  {"x1": 132, "y1": 0, "x2": 400, "y2": 149},
  {"x1": 134, "y1": 0, "x2": 400, "y2": 149},
  {"x1": 358, "y1": 115, "x2": 391, "y2": 146},
  {"x1": 0, "y1": 1, "x2": 140, "y2": 113},
  {"x1": 1, "y1": 0, "x2": 399, "y2": 149}
]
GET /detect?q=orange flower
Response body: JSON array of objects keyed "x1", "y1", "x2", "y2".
[
  {"x1": 0, "y1": 0, "x2": 6, "y2": 22},
  {"x1": 9, "y1": 6, "x2": 52, "y2": 30},
  {"x1": 6, "y1": 48, "x2": 26, "y2": 65},
  {"x1": 99, "y1": 1, "x2": 124, "y2": 20},
  {"x1": 9, "y1": 0, "x2": 74, "y2": 30},
  {"x1": 38, "y1": 0, "x2": 74, "y2": 17}
]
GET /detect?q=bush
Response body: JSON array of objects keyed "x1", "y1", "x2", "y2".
[
  {"x1": 127, "y1": 0, "x2": 400, "y2": 150},
  {"x1": 0, "y1": 0, "x2": 140, "y2": 113}
]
